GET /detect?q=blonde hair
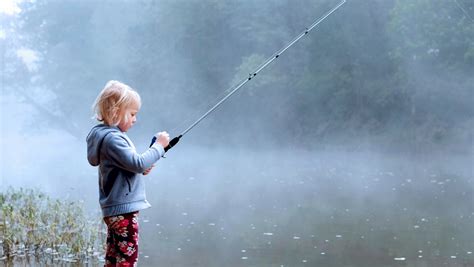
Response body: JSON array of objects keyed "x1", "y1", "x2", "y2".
[{"x1": 92, "y1": 80, "x2": 141, "y2": 126}]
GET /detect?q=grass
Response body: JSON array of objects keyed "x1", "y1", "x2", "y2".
[{"x1": 0, "y1": 187, "x2": 105, "y2": 264}]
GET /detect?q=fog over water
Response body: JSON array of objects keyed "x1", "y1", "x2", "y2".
[{"x1": 1, "y1": 0, "x2": 473, "y2": 266}]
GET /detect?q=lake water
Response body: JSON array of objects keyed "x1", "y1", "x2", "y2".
[{"x1": 2, "y1": 146, "x2": 473, "y2": 266}]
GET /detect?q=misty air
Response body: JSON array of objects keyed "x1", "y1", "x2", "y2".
[{"x1": 1, "y1": 0, "x2": 473, "y2": 266}]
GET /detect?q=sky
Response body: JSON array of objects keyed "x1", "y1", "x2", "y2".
[{"x1": 0, "y1": 0, "x2": 23, "y2": 16}]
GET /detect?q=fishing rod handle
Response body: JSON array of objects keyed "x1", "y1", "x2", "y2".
[{"x1": 149, "y1": 135, "x2": 182, "y2": 152}]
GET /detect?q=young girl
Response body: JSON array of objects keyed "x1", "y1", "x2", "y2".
[{"x1": 86, "y1": 80, "x2": 170, "y2": 266}]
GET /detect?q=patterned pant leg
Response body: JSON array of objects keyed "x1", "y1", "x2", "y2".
[
  {"x1": 104, "y1": 222, "x2": 118, "y2": 266},
  {"x1": 103, "y1": 211, "x2": 140, "y2": 267}
]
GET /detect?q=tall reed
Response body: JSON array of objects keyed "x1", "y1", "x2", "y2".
[{"x1": 0, "y1": 187, "x2": 105, "y2": 264}]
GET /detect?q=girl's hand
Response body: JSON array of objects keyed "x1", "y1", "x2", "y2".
[
  {"x1": 143, "y1": 164, "x2": 155, "y2": 175},
  {"x1": 155, "y1": 131, "x2": 170, "y2": 148}
]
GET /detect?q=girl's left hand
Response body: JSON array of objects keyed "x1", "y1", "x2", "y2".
[{"x1": 143, "y1": 164, "x2": 155, "y2": 175}]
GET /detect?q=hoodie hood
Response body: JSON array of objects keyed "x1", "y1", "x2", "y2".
[{"x1": 86, "y1": 124, "x2": 121, "y2": 166}]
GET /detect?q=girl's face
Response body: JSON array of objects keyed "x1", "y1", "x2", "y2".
[{"x1": 118, "y1": 105, "x2": 139, "y2": 132}]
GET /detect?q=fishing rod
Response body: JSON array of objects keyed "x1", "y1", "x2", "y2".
[{"x1": 151, "y1": 0, "x2": 347, "y2": 152}]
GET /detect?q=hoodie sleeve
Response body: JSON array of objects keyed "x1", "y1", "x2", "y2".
[{"x1": 103, "y1": 133, "x2": 165, "y2": 173}]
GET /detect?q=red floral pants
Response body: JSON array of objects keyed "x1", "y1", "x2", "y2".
[{"x1": 103, "y1": 211, "x2": 139, "y2": 267}]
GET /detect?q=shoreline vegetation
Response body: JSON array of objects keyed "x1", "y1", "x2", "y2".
[{"x1": 0, "y1": 187, "x2": 105, "y2": 265}]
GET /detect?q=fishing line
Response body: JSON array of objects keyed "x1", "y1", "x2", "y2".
[
  {"x1": 153, "y1": 0, "x2": 347, "y2": 152},
  {"x1": 453, "y1": 0, "x2": 474, "y2": 22}
]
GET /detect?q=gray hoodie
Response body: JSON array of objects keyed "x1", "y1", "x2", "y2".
[{"x1": 86, "y1": 124, "x2": 165, "y2": 217}]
